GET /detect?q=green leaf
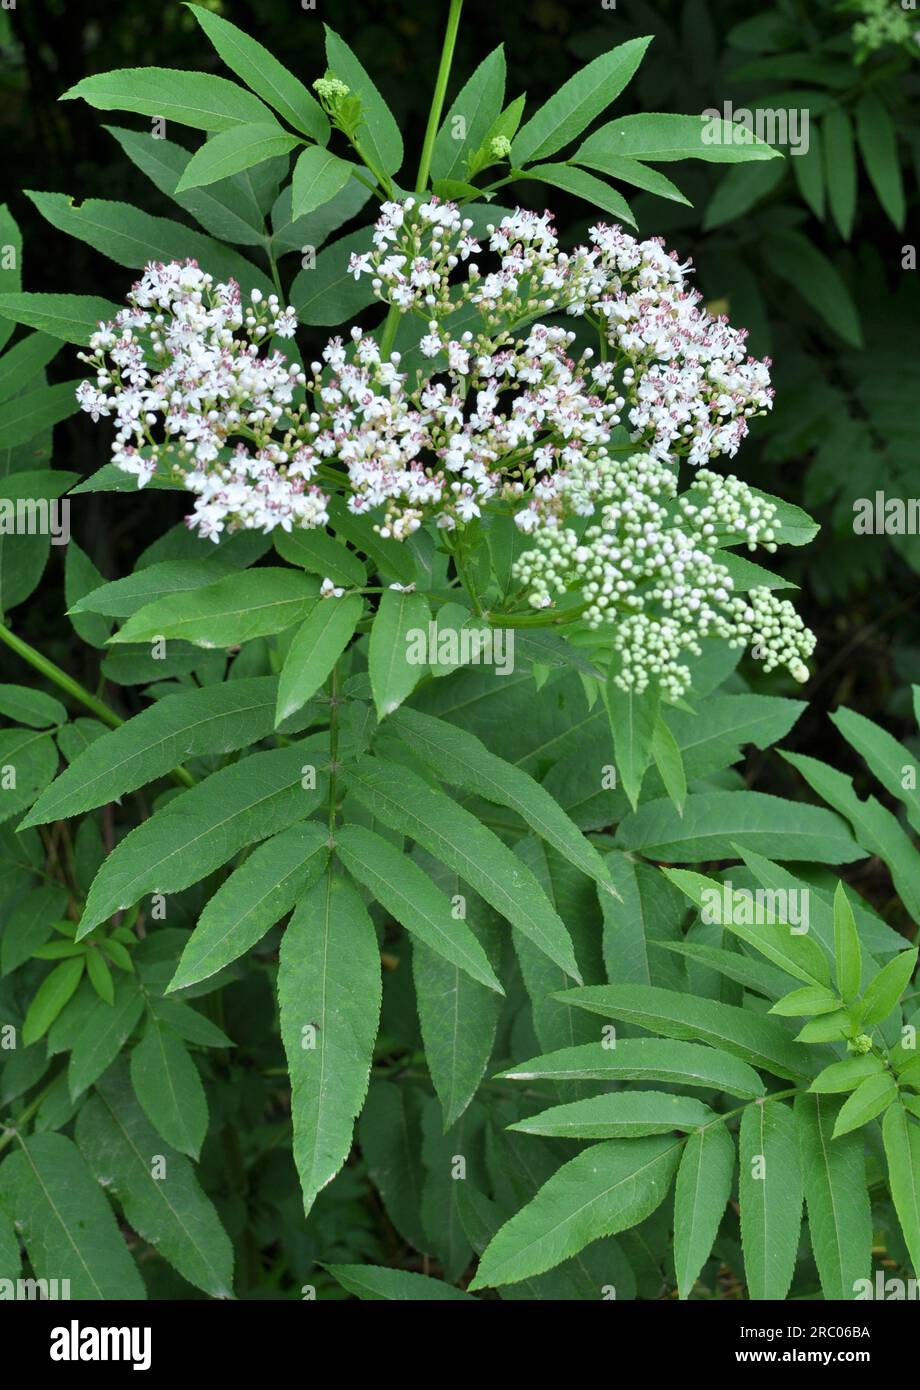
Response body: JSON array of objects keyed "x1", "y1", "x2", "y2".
[
  {"x1": 290, "y1": 225, "x2": 378, "y2": 325},
  {"x1": 509, "y1": 1091, "x2": 712, "y2": 1140},
  {"x1": 111, "y1": 569, "x2": 319, "y2": 648},
  {"x1": 831, "y1": 705, "x2": 920, "y2": 837},
  {"x1": 469, "y1": 1134, "x2": 681, "y2": 1289},
  {"x1": 325, "y1": 1263, "x2": 474, "y2": 1301},
  {"x1": 326, "y1": 494, "x2": 417, "y2": 586},
  {"x1": 0, "y1": 380, "x2": 80, "y2": 448},
  {"x1": 27, "y1": 192, "x2": 272, "y2": 298},
  {"x1": 389, "y1": 706, "x2": 614, "y2": 890},
  {"x1": 291, "y1": 147, "x2": 356, "y2": 220},
  {"x1": 410, "y1": 856, "x2": 502, "y2": 1129},
  {"x1": 499, "y1": 1037, "x2": 765, "y2": 1099},
  {"x1": 810, "y1": 1055, "x2": 886, "y2": 1094},
  {"x1": 860, "y1": 949, "x2": 918, "y2": 1026},
  {"x1": 270, "y1": 176, "x2": 372, "y2": 259},
  {"x1": 791, "y1": 122, "x2": 824, "y2": 219},
  {"x1": 76, "y1": 739, "x2": 327, "y2": 936},
  {"x1": 275, "y1": 529, "x2": 367, "y2": 588},
  {"x1": 0, "y1": 684, "x2": 66, "y2": 730},
  {"x1": 76, "y1": 1060, "x2": 233, "y2": 1298},
  {"x1": 358, "y1": 1081, "x2": 427, "y2": 1251},
  {"x1": 0, "y1": 331, "x2": 60, "y2": 405},
  {"x1": 0, "y1": 292, "x2": 121, "y2": 345},
  {"x1": 130, "y1": 1018, "x2": 208, "y2": 1158},
  {"x1": 62, "y1": 67, "x2": 275, "y2": 131},
  {"x1": 0, "y1": 1132, "x2": 145, "y2": 1299},
  {"x1": 822, "y1": 106, "x2": 856, "y2": 240},
  {"x1": 674, "y1": 1123, "x2": 735, "y2": 1299},
  {"x1": 832, "y1": 1071, "x2": 897, "y2": 1138},
  {"x1": 795, "y1": 1010, "x2": 850, "y2": 1044},
  {"x1": 0, "y1": 885, "x2": 68, "y2": 976},
  {"x1": 22, "y1": 957, "x2": 85, "y2": 1045},
  {"x1": 106, "y1": 125, "x2": 267, "y2": 246},
  {"x1": 618, "y1": 791, "x2": 864, "y2": 864},
  {"x1": 739, "y1": 1100, "x2": 802, "y2": 1300},
  {"x1": 604, "y1": 676, "x2": 658, "y2": 812},
  {"x1": 324, "y1": 26, "x2": 403, "y2": 176},
  {"x1": 279, "y1": 869, "x2": 382, "y2": 1214},
  {"x1": 512, "y1": 38, "x2": 652, "y2": 166},
  {"x1": 578, "y1": 112, "x2": 780, "y2": 164},
  {"x1": 523, "y1": 163, "x2": 635, "y2": 226},
  {"x1": 345, "y1": 757, "x2": 580, "y2": 980},
  {"x1": 600, "y1": 853, "x2": 685, "y2": 989},
  {"x1": 87, "y1": 949, "x2": 115, "y2": 1004},
  {"x1": 769, "y1": 985, "x2": 841, "y2": 1017},
  {"x1": 855, "y1": 94, "x2": 905, "y2": 230},
  {"x1": 276, "y1": 594, "x2": 362, "y2": 725},
  {"x1": 71, "y1": 558, "x2": 235, "y2": 619},
  {"x1": 650, "y1": 712, "x2": 687, "y2": 815},
  {"x1": 188, "y1": 5, "x2": 329, "y2": 141},
  {"x1": 148, "y1": 997, "x2": 231, "y2": 1049},
  {"x1": 833, "y1": 882, "x2": 862, "y2": 1003},
  {"x1": 432, "y1": 45, "x2": 506, "y2": 182},
  {"x1": 336, "y1": 824, "x2": 502, "y2": 992},
  {"x1": 662, "y1": 866, "x2": 832, "y2": 989},
  {"x1": 68, "y1": 978, "x2": 146, "y2": 1100},
  {"x1": 176, "y1": 123, "x2": 299, "y2": 193},
  {"x1": 169, "y1": 821, "x2": 330, "y2": 992},
  {"x1": 761, "y1": 230, "x2": 862, "y2": 347},
  {"x1": 702, "y1": 160, "x2": 786, "y2": 231},
  {"x1": 0, "y1": 203, "x2": 22, "y2": 352},
  {"x1": 570, "y1": 153, "x2": 690, "y2": 205},
  {"x1": 782, "y1": 750, "x2": 920, "y2": 923},
  {"x1": 796, "y1": 1093, "x2": 872, "y2": 1300},
  {"x1": 882, "y1": 1103, "x2": 920, "y2": 1278},
  {"x1": 22, "y1": 676, "x2": 291, "y2": 827},
  {"x1": 560, "y1": 984, "x2": 816, "y2": 1081},
  {"x1": 368, "y1": 588, "x2": 429, "y2": 719}
]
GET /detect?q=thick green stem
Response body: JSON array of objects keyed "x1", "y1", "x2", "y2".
[
  {"x1": 484, "y1": 601, "x2": 592, "y2": 629},
  {"x1": 379, "y1": 0, "x2": 464, "y2": 362},
  {"x1": 0, "y1": 621, "x2": 195, "y2": 788},
  {"x1": 0, "y1": 620, "x2": 121, "y2": 729},
  {"x1": 415, "y1": 0, "x2": 464, "y2": 195}
]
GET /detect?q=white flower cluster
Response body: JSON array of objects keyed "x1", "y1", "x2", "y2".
[
  {"x1": 512, "y1": 453, "x2": 814, "y2": 696},
  {"x1": 76, "y1": 260, "x2": 322, "y2": 541},
  {"x1": 75, "y1": 203, "x2": 812, "y2": 690},
  {"x1": 350, "y1": 199, "x2": 774, "y2": 470}
]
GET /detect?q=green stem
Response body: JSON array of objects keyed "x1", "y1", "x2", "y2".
[
  {"x1": 454, "y1": 548, "x2": 484, "y2": 618},
  {"x1": 0, "y1": 621, "x2": 122, "y2": 729},
  {"x1": 0, "y1": 621, "x2": 195, "y2": 788},
  {"x1": 379, "y1": 0, "x2": 464, "y2": 361},
  {"x1": 266, "y1": 242, "x2": 284, "y2": 301},
  {"x1": 484, "y1": 601, "x2": 592, "y2": 629},
  {"x1": 0, "y1": 1077, "x2": 59, "y2": 1155},
  {"x1": 415, "y1": 0, "x2": 464, "y2": 195}
]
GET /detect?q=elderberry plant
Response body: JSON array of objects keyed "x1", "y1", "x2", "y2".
[{"x1": 0, "y1": 1, "x2": 917, "y2": 1307}]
